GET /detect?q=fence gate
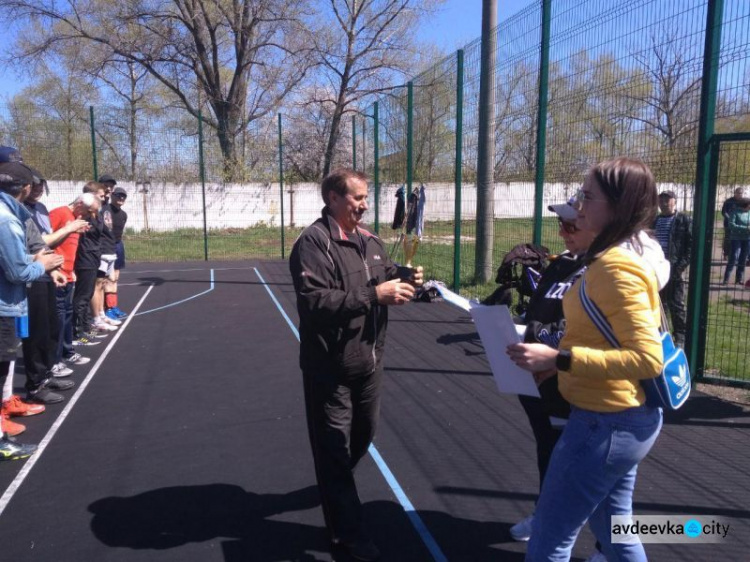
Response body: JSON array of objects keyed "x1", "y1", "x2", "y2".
[{"x1": 697, "y1": 133, "x2": 750, "y2": 385}]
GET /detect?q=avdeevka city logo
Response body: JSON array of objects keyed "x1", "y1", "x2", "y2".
[
  {"x1": 672, "y1": 364, "x2": 688, "y2": 387},
  {"x1": 684, "y1": 519, "x2": 702, "y2": 538}
]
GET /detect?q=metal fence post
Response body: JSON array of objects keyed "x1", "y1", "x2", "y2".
[
  {"x1": 454, "y1": 50, "x2": 464, "y2": 291},
  {"x1": 686, "y1": 0, "x2": 725, "y2": 377},
  {"x1": 373, "y1": 102, "x2": 380, "y2": 235},
  {"x1": 278, "y1": 113, "x2": 286, "y2": 259},
  {"x1": 533, "y1": 0, "x2": 551, "y2": 245},
  {"x1": 198, "y1": 111, "x2": 209, "y2": 261},
  {"x1": 89, "y1": 106, "x2": 98, "y2": 180},
  {"x1": 407, "y1": 81, "x2": 413, "y2": 198}
]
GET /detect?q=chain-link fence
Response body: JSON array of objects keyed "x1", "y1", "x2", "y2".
[{"x1": 0, "y1": 0, "x2": 748, "y2": 382}]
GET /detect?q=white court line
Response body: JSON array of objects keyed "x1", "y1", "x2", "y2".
[
  {"x1": 0, "y1": 284, "x2": 155, "y2": 518},
  {"x1": 134, "y1": 269, "x2": 214, "y2": 316},
  {"x1": 121, "y1": 266, "x2": 259, "y2": 275}
]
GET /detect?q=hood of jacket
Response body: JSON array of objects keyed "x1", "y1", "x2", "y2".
[{"x1": 619, "y1": 230, "x2": 671, "y2": 290}]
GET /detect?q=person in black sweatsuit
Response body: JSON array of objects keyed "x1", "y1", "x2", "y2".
[
  {"x1": 289, "y1": 168, "x2": 422, "y2": 562},
  {"x1": 509, "y1": 198, "x2": 595, "y2": 544}
]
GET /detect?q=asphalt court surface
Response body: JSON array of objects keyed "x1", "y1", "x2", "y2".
[{"x1": 0, "y1": 260, "x2": 747, "y2": 561}]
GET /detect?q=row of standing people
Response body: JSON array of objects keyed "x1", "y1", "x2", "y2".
[{"x1": 0, "y1": 146, "x2": 128, "y2": 459}]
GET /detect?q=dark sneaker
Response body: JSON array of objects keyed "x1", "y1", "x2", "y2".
[
  {"x1": 73, "y1": 335, "x2": 101, "y2": 346},
  {"x1": 26, "y1": 387, "x2": 64, "y2": 405},
  {"x1": 0, "y1": 438, "x2": 37, "y2": 461},
  {"x1": 44, "y1": 378, "x2": 75, "y2": 392},
  {"x1": 335, "y1": 538, "x2": 381, "y2": 562}
]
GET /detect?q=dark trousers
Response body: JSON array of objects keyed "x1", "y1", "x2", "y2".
[
  {"x1": 303, "y1": 365, "x2": 383, "y2": 543},
  {"x1": 518, "y1": 394, "x2": 564, "y2": 497},
  {"x1": 73, "y1": 269, "x2": 97, "y2": 338},
  {"x1": 56, "y1": 283, "x2": 75, "y2": 362},
  {"x1": 660, "y1": 273, "x2": 687, "y2": 344},
  {"x1": 21, "y1": 281, "x2": 59, "y2": 391}
]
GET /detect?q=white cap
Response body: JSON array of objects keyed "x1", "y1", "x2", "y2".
[{"x1": 548, "y1": 196, "x2": 578, "y2": 221}]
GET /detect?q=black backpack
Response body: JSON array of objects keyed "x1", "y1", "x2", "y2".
[{"x1": 482, "y1": 243, "x2": 550, "y2": 314}]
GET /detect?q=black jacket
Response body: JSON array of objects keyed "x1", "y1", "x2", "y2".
[
  {"x1": 523, "y1": 252, "x2": 587, "y2": 419},
  {"x1": 290, "y1": 209, "x2": 398, "y2": 376},
  {"x1": 652, "y1": 212, "x2": 692, "y2": 274}
]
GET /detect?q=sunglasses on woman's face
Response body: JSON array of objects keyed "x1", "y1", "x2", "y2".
[{"x1": 558, "y1": 219, "x2": 579, "y2": 234}]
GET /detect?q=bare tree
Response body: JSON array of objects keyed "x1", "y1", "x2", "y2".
[
  {"x1": 311, "y1": 0, "x2": 441, "y2": 177},
  {"x1": 0, "y1": 0, "x2": 312, "y2": 180}
]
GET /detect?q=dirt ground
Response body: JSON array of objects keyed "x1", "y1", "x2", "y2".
[{"x1": 697, "y1": 382, "x2": 750, "y2": 409}]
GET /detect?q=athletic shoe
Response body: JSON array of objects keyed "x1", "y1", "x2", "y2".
[
  {"x1": 100, "y1": 315, "x2": 122, "y2": 326},
  {"x1": 105, "y1": 309, "x2": 120, "y2": 321},
  {"x1": 0, "y1": 438, "x2": 37, "y2": 461},
  {"x1": 2, "y1": 395, "x2": 45, "y2": 417},
  {"x1": 113, "y1": 307, "x2": 128, "y2": 319},
  {"x1": 1, "y1": 411, "x2": 26, "y2": 437},
  {"x1": 92, "y1": 320, "x2": 117, "y2": 332},
  {"x1": 44, "y1": 378, "x2": 75, "y2": 392},
  {"x1": 51, "y1": 363, "x2": 74, "y2": 378},
  {"x1": 26, "y1": 387, "x2": 64, "y2": 405},
  {"x1": 73, "y1": 336, "x2": 101, "y2": 346},
  {"x1": 510, "y1": 514, "x2": 534, "y2": 542},
  {"x1": 336, "y1": 538, "x2": 381, "y2": 562},
  {"x1": 87, "y1": 329, "x2": 109, "y2": 339},
  {"x1": 64, "y1": 353, "x2": 91, "y2": 365}
]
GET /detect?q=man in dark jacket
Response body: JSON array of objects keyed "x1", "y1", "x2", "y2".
[
  {"x1": 289, "y1": 168, "x2": 422, "y2": 562},
  {"x1": 653, "y1": 191, "x2": 691, "y2": 346}
]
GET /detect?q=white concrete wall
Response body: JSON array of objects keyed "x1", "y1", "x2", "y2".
[{"x1": 40, "y1": 180, "x2": 742, "y2": 233}]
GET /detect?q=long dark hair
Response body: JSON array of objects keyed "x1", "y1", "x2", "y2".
[{"x1": 583, "y1": 157, "x2": 658, "y2": 263}]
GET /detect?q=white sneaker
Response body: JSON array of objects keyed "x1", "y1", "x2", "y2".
[
  {"x1": 93, "y1": 320, "x2": 117, "y2": 332},
  {"x1": 510, "y1": 513, "x2": 534, "y2": 542},
  {"x1": 584, "y1": 552, "x2": 608, "y2": 562},
  {"x1": 100, "y1": 314, "x2": 122, "y2": 326},
  {"x1": 50, "y1": 363, "x2": 74, "y2": 378},
  {"x1": 65, "y1": 353, "x2": 91, "y2": 365}
]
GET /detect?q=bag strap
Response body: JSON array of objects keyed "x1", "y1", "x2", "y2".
[
  {"x1": 578, "y1": 277, "x2": 621, "y2": 348},
  {"x1": 579, "y1": 275, "x2": 669, "y2": 347}
]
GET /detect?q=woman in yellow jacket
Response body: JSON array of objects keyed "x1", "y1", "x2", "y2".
[{"x1": 507, "y1": 157, "x2": 667, "y2": 562}]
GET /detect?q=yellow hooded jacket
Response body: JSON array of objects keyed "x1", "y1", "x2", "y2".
[{"x1": 558, "y1": 239, "x2": 666, "y2": 412}]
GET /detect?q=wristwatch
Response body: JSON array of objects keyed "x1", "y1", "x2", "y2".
[{"x1": 556, "y1": 350, "x2": 572, "y2": 372}]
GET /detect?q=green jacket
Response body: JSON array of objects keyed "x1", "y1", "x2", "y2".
[{"x1": 729, "y1": 208, "x2": 750, "y2": 241}]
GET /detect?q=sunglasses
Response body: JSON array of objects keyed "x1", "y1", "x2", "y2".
[{"x1": 558, "y1": 219, "x2": 579, "y2": 234}]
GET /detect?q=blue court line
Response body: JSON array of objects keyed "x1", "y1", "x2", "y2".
[
  {"x1": 134, "y1": 269, "x2": 215, "y2": 316},
  {"x1": 253, "y1": 267, "x2": 449, "y2": 562}
]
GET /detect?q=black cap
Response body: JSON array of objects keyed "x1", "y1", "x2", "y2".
[
  {"x1": 26, "y1": 166, "x2": 45, "y2": 185},
  {"x1": 659, "y1": 190, "x2": 677, "y2": 200},
  {"x1": 0, "y1": 162, "x2": 35, "y2": 186},
  {"x1": 112, "y1": 187, "x2": 127, "y2": 198},
  {"x1": 98, "y1": 174, "x2": 117, "y2": 185},
  {"x1": 0, "y1": 146, "x2": 23, "y2": 163}
]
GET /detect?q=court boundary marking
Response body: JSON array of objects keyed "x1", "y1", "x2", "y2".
[
  {"x1": 134, "y1": 269, "x2": 214, "y2": 316},
  {"x1": 0, "y1": 284, "x2": 155, "y2": 518}
]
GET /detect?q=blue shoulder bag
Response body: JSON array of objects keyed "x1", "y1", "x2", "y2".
[{"x1": 578, "y1": 277, "x2": 691, "y2": 410}]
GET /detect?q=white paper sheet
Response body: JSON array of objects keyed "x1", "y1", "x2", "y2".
[{"x1": 436, "y1": 286, "x2": 540, "y2": 398}]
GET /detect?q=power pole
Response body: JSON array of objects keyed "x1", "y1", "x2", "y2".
[{"x1": 476, "y1": 0, "x2": 497, "y2": 283}]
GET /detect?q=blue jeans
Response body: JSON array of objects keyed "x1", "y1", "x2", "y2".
[
  {"x1": 56, "y1": 283, "x2": 75, "y2": 362},
  {"x1": 724, "y1": 239, "x2": 750, "y2": 283},
  {"x1": 526, "y1": 404, "x2": 663, "y2": 562}
]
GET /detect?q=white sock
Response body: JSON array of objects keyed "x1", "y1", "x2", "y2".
[{"x1": 3, "y1": 361, "x2": 14, "y2": 402}]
